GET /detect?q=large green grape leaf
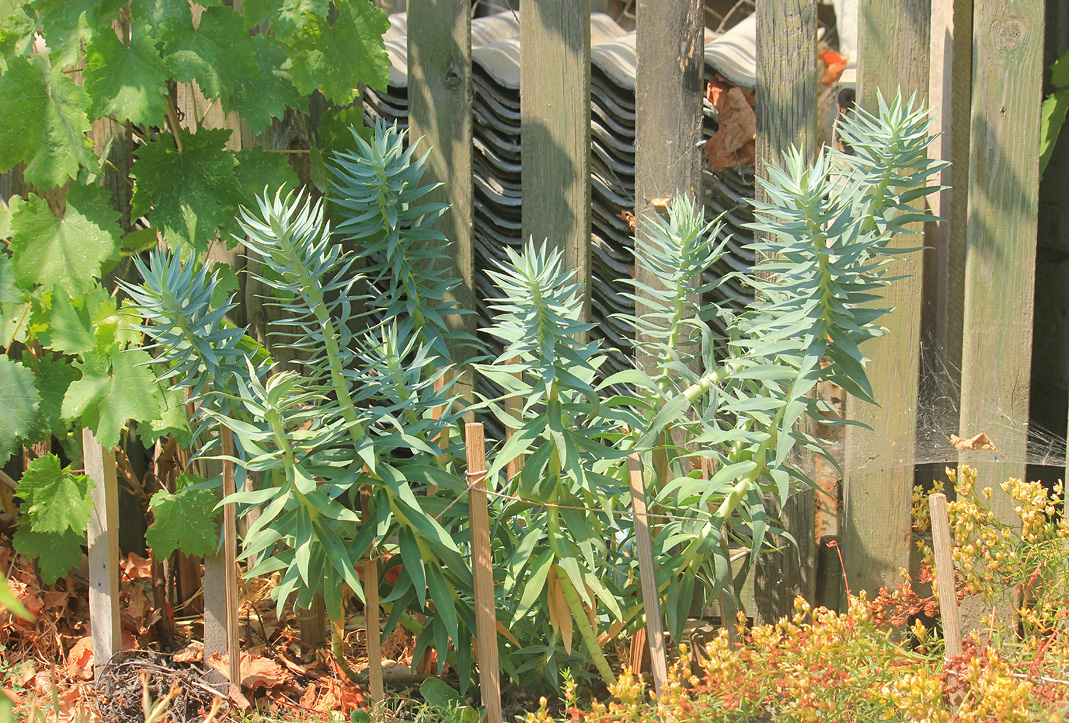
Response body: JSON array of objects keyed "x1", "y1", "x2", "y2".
[
  {"x1": 159, "y1": 5, "x2": 256, "y2": 101},
  {"x1": 61, "y1": 347, "x2": 161, "y2": 449},
  {"x1": 18, "y1": 453, "x2": 94, "y2": 534},
  {"x1": 309, "y1": 105, "x2": 367, "y2": 190},
  {"x1": 0, "y1": 355, "x2": 40, "y2": 466},
  {"x1": 0, "y1": 55, "x2": 95, "y2": 188},
  {"x1": 287, "y1": 0, "x2": 390, "y2": 104},
  {"x1": 12, "y1": 527, "x2": 84, "y2": 583},
  {"x1": 138, "y1": 383, "x2": 191, "y2": 448},
  {"x1": 243, "y1": 0, "x2": 328, "y2": 40},
  {"x1": 129, "y1": 0, "x2": 196, "y2": 33},
  {"x1": 0, "y1": 4, "x2": 35, "y2": 71},
  {"x1": 228, "y1": 34, "x2": 303, "y2": 134},
  {"x1": 84, "y1": 28, "x2": 170, "y2": 126},
  {"x1": 8, "y1": 184, "x2": 120, "y2": 295},
  {"x1": 37, "y1": 291, "x2": 95, "y2": 356},
  {"x1": 146, "y1": 487, "x2": 220, "y2": 559},
  {"x1": 234, "y1": 145, "x2": 298, "y2": 203},
  {"x1": 131, "y1": 128, "x2": 243, "y2": 251},
  {"x1": 34, "y1": 354, "x2": 78, "y2": 440},
  {"x1": 0, "y1": 254, "x2": 21, "y2": 304},
  {"x1": 28, "y1": 0, "x2": 125, "y2": 68}
]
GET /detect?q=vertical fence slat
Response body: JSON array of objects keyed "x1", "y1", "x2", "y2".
[
  {"x1": 944, "y1": 0, "x2": 973, "y2": 386},
  {"x1": 465, "y1": 423, "x2": 502, "y2": 723},
  {"x1": 407, "y1": 0, "x2": 476, "y2": 388},
  {"x1": 520, "y1": 0, "x2": 592, "y2": 319},
  {"x1": 634, "y1": 0, "x2": 704, "y2": 362},
  {"x1": 84, "y1": 429, "x2": 121, "y2": 675},
  {"x1": 626, "y1": 455, "x2": 667, "y2": 696},
  {"x1": 842, "y1": 0, "x2": 931, "y2": 602},
  {"x1": 958, "y1": 0, "x2": 1045, "y2": 521},
  {"x1": 928, "y1": 493, "x2": 962, "y2": 659},
  {"x1": 753, "y1": 0, "x2": 818, "y2": 622}
]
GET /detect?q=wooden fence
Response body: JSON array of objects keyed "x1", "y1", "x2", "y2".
[{"x1": 49, "y1": 0, "x2": 1058, "y2": 707}]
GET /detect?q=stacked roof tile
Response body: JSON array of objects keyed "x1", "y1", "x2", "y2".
[{"x1": 364, "y1": 12, "x2": 760, "y2": 375}]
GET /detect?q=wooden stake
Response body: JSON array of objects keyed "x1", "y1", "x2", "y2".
[
  {"x1": 465, "y1": 423, "x2": 502, "y2": 723},
  {"x1": 361, "y1": 490, "x2": 384, "y2": 704},
  {"x1": 626, "y1": 454, "x2": 668, "y2": 697},
  {"x1": 928, "y1": 493, "x2": 962, "y2": 659},
  {"x1": 204, "y1": 431, "x2": 240, "y2": 694},
  {"x1": 84, "y1": 429, "x2": 121, "y2": 676},
  {"x1": 221, "y1": 428, "x2": 241, "y2": 695}
]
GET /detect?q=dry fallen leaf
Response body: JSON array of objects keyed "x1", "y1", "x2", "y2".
[
  {"x1": 616, "y1": 210, "x2": 636, "y2": 232},
  {"x1": 66, "y1": 637, "x2": 93, "y2": 680},
  {"x1": 650, "y1": 197, "x2": 671, "y2": 210},
  {"x1": 705, "y1": 83, "x2": 757, "y2": 171},
  {"x1": 208, "y1": 651, "x2": 291, "y2": 691},
  {"x1": 950, "y1": 431, "x2": 998, "y2": 452},
  {"x1": 172, "y1": 640, "x2": 204, "y2": 664},
  {"x1": 121, "y1": 553, "x2": 152, "y2": 580}
]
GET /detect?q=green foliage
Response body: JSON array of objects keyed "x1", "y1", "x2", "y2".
[
  {"x1": 0, "y1": 354, "x2": 40, "y2": 463},
  {"x1": 0, "y1": 54, "x2": 94, "y2": 188},
  {"x1": 61, "y1": 347, "x2": 161, "y2": 449},
  {"x1": 1041, "y1": 50, "x2": 1069, "y2": 176},
  {"x1": 145, "y1": 482, "x2": 220, "y2": 559},
  {"x1": 128, "y1": 94, "x2": 939, "y2": 694},
  {"x1": 11, "y1": 454, "x2": 93, "y2": 583},
  {"x1": 0, "y1": 0, "x2": 390, "y2": 470},
  {"x1": 17, "y1": 454, "x2": 94, "y2": 533},
  {"x1": 329, "y1": 124, "x2": 470, "y2": 360},
  {"x1": 8, "y1": 184, "x2": 120, "y2": 295},
  {"x1": 130, "y1": 120, "x2": 477, "y2": 686},
  {"x1": 469, "y1": 93, "x2": 941, "y2": 690}
]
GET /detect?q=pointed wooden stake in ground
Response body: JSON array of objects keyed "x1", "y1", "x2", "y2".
[
  {"x1": 929, "y1": 493, "x2": 962, "y2": 659},
  {"x1": 465, "y1": 423, "x2": 502, "y2": 723},
  {"x1": 84, "y1": 429, "x2": 121, "y2": 676},
  {"x1": 361, "y1": 489, "x2": 384, "y2": 704},
  {"x1": 220, "y1": 429, "x2": 241, "y2": 695},
  {"x1": 627, "y1": 454, "x2": 668, "y2": 697},
  {"x1": 204, "y1": 430, "x2": 241, "y2": 695}
]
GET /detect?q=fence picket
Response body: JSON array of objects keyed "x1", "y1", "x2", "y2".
[
  {"x1": 958, "y1": 0, "x2": 1044, "y2": 521},
  {"x1": 521, "y1": 0, "x2": 593, "y2": 321},
  {"x1": 842, "y1": 0, "x2": 931, "y2": 604},
  {"x1": 753, "y1": 0, "x2": 818, "y2": 623}
]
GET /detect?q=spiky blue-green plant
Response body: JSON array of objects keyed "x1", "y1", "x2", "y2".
[
  {"x1": 329, "y1": 121, "x2": 474, "y2": 362},
  {"x1": 129, "y1": 137, "x2": 479, "y2": 687}
]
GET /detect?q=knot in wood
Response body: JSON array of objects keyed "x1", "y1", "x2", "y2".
[
  {"x1": 444, "y1": 66, "x2": 463, "y2": 88},
  {"x1": 991, "y1": 18, "x2": 1024, "y2": 50}
]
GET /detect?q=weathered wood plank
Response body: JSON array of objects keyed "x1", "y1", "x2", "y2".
[
  {"x1": 407, "y1": 0, "x2": 476, "y2": 400},
  {"x1": 633, "y1": 0, "x2": 704, "y2": 371},
  {"x1": 466, "y1": 423, "x2": 502, "y2": 723},
  {"x1": 928, "y1": 493, "x2": 962, "y2": 658},
  {"x1": 753, "y1": 0, "x2": 818, "y2": 622},
  {"x1": 520, "y1": 0, "x2": 592, "y2": 319},
  {"x1": 626, "y1": 455, "x2": 667, "y2": 697},
  {"x1": 958, "y1": 0, "x2": 1044, "y2": 522},
  {"x1": 842, "y1": 0, "x2": 930, "y2": 604},
  {"x1": 84, "y1": 429, "x2": 121, "y2": 675}
]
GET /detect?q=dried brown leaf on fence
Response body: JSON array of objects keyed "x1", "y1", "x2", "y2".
[
  {"x1": 950, "y1": 431, "x2": 998, "y2": 452},
  {"x1": 705, "y1": 79, "x2": 756, "y2": 171}
]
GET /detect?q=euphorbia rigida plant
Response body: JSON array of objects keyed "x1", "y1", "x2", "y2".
[
  {"x1": 477, "y1": 92, "x2": 943, "y2": 687},
  {"x1": 127, "y1": 122, "x2": 483, "y2": 686},
  {"x1": 126, "y1": 91, "x2": 942, "y2": 693}
]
